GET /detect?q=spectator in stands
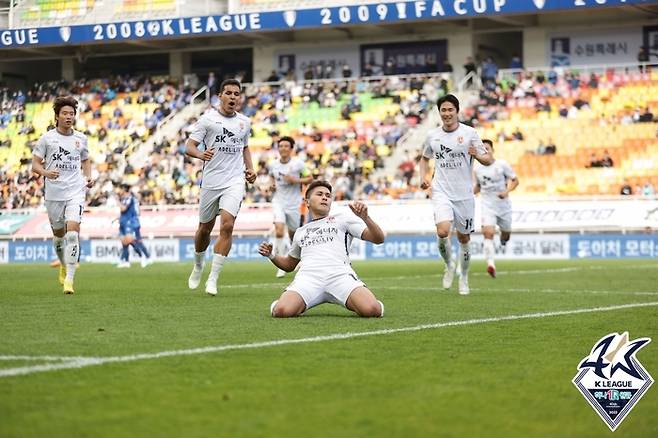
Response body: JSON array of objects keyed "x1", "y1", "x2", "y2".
[
  {"x1": 638, "y1": 46, "x2": 649, "y2": 73},
  {"x1": 544, "y1": 139, "x2": 557, "y2": 155},
  {"x1": 266, "y1": 71, "x2": 279, "y2": 82},
  {"x1": 601, "y1": 150, "x2": 614, "y2": 167},
  {"x1": 511, "y1": 127, "x2": 524, "y2": 141},
  {"x1": 639, "y1": 107, "x2": 654, "y2": 123},
  {"x1": 342, "y1": 64, "x2": 352, "y2": 78},
  {"x1": 642, "y1": 182, "x2": 655, "y2": 197},
  {"x1": 587, "y1": 153, "x2": 602, "y2": 168},
  {"x1": 481, "y1": 57, "x2": 498, "y2": 84},
  {"x1": 620, "y1": 180, "x2": 633, "y2": 195},
  {"x1": 509, "y1": 55, "x2": 522, "y2": 70},
  {"x1": 463, "y1": 57, "x2": 476, "y2": 86}
]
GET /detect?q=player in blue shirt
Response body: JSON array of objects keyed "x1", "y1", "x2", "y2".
[{"x1": 117, "y1": 184, "x2": 152, "y2": 268}]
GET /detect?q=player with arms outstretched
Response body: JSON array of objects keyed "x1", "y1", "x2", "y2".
[{"x1": 259, "y1": 180, "x2": 385, "y2": 318}]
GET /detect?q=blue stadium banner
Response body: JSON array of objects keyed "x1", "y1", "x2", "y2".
[
  {"x1": 570, "y1": 234, "x2": 658, "y2": 258},
  {"x1": 2, "y1": 0, "x2": 654, "y2": 48}
]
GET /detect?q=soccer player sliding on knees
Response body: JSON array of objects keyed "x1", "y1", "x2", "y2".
[{"x1": 259, "y1": 180, "x2": 385, "y2": 318}]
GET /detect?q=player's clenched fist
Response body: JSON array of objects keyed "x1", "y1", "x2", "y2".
[
  {"x1": 245, "y1": 168, "x2": 257, "y2": 183},
  {"x1": 202, "y1": 148, "x2": 215, "y2": 161},
  {"x1": 258, "y1": 242, "x2": 274, "y2": 259}
]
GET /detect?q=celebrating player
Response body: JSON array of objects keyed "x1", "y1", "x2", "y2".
[
  {"x1": 32, "y1": 96, "x2": 94, "y2": 294},
  {"x1": 259, "y1": 180, "x2": 385, "y2": 318},
  {"x1": 419, "y1": 94, "x2": 492, "y2": 295},
  {"x1": 267, "y1": 135, "x2": 312, "y2": 278},
  {"x1": 474, "y1": 139, "x2": 519, "y2": 278},
  {"x1": 185, "y1": 79, "x2": 256, "y2": 296}
]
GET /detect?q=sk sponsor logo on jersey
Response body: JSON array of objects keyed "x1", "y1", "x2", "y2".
[
  {"x1": 573, "y1": 332, "x2": 653, "y2": 431},
  {"x1": 437, "y1": 144, "x2": 452, "y2": 160}
]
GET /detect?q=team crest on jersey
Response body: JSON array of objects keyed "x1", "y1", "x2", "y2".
[
  {"x1": 572, "y1": 332, "x2": 653, "y2": 431},
  {"x1": 75, "y1": 141, "x2": 81, "y2": 149},
  {"x1": 457, "y1": 136, "x2": 464, "y2": 144},
  {"x1": 326, "y1": 216, "x2": 336, "y2": 223}
]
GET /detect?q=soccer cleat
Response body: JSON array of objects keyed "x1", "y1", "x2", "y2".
[
  {"x1": 487, "y1": 264, "x2": 496, "y2": 278},
  {"x1": 205, "y1": 280, "x2": 218, "y2": 296},
  {"x1": 458, "y1": 276, "x2": 470, "y2": 295},
  {"x1": 58, "y1": 265, "x2": 66, "y2": 285},
  {"x1": 141, "y1": 257, "x2": 152, "y2": 268},
  {"x1": 63, "y1": 279, "x2": 74, "y2": 295},
  {"x1": 188, "y1": 265, "x2": 204, "y2": 289},
  {"x1": 442, "y1": 261, "x2": 456, "y2": 289},
  {"x1": 276, "y1": 269, "x2": 286, "y2": 278},
  {"x1": 117, "y1": 261, "x2": 130, "y2": 268}
]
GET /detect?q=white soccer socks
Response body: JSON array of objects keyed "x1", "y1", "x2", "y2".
[
  {"x1": 438, "y1": 237, "x2": 452, "y2": 266},
  {"x1": 205, "y1": 253, "x2": 226, "y2": 296},
  {"x1": 188, "y1": 251, "x2": 205, "y2": 289},
  {"x1": 53, "y1": 236, "x2": 65, "y2": 265},
  {"x1": 483, "y1": 238, "x2": 495, "y2": 267},
  {"x1": 64, "y1": 231, "x2": 79, "y2": 282},
  {"x1": 458, "y1": 243, "x2": 471, "y2": 295}
]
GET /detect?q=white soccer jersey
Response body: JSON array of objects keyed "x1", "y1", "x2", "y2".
[
  {"x1": 422, "y1": 123, "x2": 486, "y2": 201},
  {"x1": 288, "y1": 211, "x2": 366, "y2": 275},
  {"x1": 189, "y1": 109, "x2": 251, "y2": 190},
  {"x1": 269, "y1": 158, "x2": 307, "y2": 208},
  {"x1": 33, "y1": 129, "x2": 88, "y2": 201},
  {"x1": 475, "y1": 159, "x2": 517, "y2": 208}
]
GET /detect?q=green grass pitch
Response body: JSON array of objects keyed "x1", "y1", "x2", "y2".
[{"x1": 0, "y1": 259, "x2": 657, "y2": 437}]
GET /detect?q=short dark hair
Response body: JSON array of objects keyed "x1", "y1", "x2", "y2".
[
  {"x1": 437, "y1": 94, "x2": 460, "y2": 112},
  {"x1": 305, "y1": 180, "x2": 332, "y2": 199},
  {"x1": 219, "y1": 79, "x2": 242, "y2": 94},
  {"x1": 278, "y1": 136, "x2": 295, "y2": 148},
  {"x1": 482, "y1": 139, "x2": 494, "y2": 149},
  {"x1": 120, "y1": 183, "x2": 131, "y2": 191},
  {"x1": 53, "y1": 96, "x2": 78, "y2": 117}
]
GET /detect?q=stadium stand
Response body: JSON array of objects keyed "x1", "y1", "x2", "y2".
[{"x1": 2, "y1": 67, "x2": 657, "y2": 210}]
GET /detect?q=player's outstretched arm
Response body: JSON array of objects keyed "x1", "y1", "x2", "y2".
[
  {"x1": 258, "y1": 242, "x2": 300, "y2": 272},
  {"x1": 349, "y1": 201, "x2": 385, "y2": 244}
]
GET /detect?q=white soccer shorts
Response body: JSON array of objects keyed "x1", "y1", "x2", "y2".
[
  {"x1": 431, "y1": 196, "x2": 475, "y2": 234},
  {"x1": 198, "y1": 184, "x2": 245, "y2": 223},
  {"x1": 481, "y1": 203, "x2": 512, "y2": 232},
  {"x1": 272, "y1": 202, "x2": 301, "y2": 232},
  {"x1": 285, "y1": 270, "x2": 365, "y2": 311},
  {"x1": 45, "y1": 195, "x2": 86, "y2": 230}
]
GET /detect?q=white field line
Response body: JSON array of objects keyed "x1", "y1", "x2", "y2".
[
  {"x1": 214, "y1": 264, "x2": 658, "y2": 289},
  {"x1": 376, "y1": 286, "x2": 658, "y2": 296},
  {"x1": 1, "y1": 301, "x2": 657, "y2": 379}
]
